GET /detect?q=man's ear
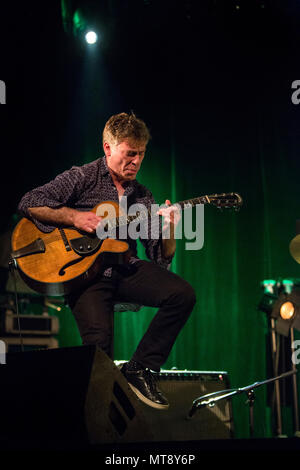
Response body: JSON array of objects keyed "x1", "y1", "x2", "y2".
[{"x1": 103, "y1": 141, "x2": 111, "y2": 157}]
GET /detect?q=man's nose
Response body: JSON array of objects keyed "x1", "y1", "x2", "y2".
[{"x1": 131, "y1": 154, "x2": 140, "y2": 165}]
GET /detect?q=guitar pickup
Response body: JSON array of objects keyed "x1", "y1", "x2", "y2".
[{"x1": 70, "y1": 236, "x2": 102, "y2": 256}]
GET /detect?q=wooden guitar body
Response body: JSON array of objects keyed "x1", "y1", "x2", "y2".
[{"x1": 11, "y1": 201, "x2": 130, "y2": 296}]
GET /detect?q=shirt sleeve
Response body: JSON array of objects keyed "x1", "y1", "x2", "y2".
[
  {"x1": 139, "y1": 190, "x2": 173, "y2": 270},
  {"x1": 17, "y1": 166, "x2": 86, "y2": 232}
]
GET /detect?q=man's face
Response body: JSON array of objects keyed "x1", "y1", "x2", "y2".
[{"x1": 104, "y1": 140, "x2": 146, "y2": 181}]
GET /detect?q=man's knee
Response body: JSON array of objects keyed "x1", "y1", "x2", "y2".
[
  {"x1": 168, "y1": 279, "x2": 196, "y2": 310},
  {"x1": 181, "y1": 282, "x2": 196, "y2": 309}
]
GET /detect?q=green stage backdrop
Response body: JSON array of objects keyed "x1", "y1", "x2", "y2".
[
  {"x1": 52, "y1": 91, "x2": 300, "y2": 438},
  {"x1": 49, "y1": 41, "x2": 300, "y2": 441}
]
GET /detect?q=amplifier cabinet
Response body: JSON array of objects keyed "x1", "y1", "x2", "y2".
[
  {"x1": 0, "y1": 336, "x2": 58, "y2": 353},
  {"x1": 2, "y1": 310, "x2": 59, "y2": 335},
  {"x1": 140, "y1": 369, "x2": 234, "y2": 441}
]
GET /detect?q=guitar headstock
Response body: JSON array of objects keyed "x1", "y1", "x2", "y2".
[{"x1": 206, "y1": 192, "x2": 243, "y2": 211}]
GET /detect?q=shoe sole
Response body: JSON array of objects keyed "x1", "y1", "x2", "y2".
[{"x1": 127, "y1": 382, "x2": 169, "y2": 410}]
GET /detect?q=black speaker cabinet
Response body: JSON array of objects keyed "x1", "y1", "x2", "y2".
[
  {"x1": 0, "y1": 346, "x2": 234, "y2": 448},
  {"x1": 141, "y1": 370, "x2": 234, "y2": 441},
  {"x1": 0, "y1": 345, "x2": 152, "y2": 447}
]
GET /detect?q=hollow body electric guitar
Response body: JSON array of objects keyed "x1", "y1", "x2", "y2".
[{"x1": 10, "y1": 193, "x2": 242, "y2": 296}]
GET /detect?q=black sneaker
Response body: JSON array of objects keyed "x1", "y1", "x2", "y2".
[{"x1": 121, "y1": 363, "x2": 169, "y2": 410}]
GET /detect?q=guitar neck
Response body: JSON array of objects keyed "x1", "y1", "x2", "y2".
[
  {"x1": 68, "y1": 192, "x2": 241, "y2": 232},
  {"x1": 175, "y1": 196, "x2": 211, "y2": 210},
  {"x1": 113, "y1": 195, "x2": 218, "y2": 229}
]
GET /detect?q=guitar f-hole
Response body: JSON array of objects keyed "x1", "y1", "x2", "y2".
[{"x1": 59, "y1": 256, "x2": 84, "y2": 276}]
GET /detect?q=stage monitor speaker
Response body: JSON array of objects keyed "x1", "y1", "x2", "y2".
[
  {"x1": 0, "y1": 346, "x2": 234, "y2": 448},
  {"x1": 0, "y1": 345, "x2": 152, "y2": 447}
]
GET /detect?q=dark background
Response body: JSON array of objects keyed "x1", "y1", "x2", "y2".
[
  {"x1": 1, "y1": 0, "x2": 299, "y2": 223},
  {"x1": 1, "y1": 0, "x2": 300, "y2": 440}
]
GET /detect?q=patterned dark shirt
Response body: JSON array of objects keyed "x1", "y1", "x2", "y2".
[{"x1": 18, "y1": 156, "x2": 171, "y2": 276}]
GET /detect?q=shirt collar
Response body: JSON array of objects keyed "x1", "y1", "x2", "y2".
[
  {"x1": 100, "y1": 155, "x2": 138, "y2": 193},
  {"x1": 100, "y1": 155, "x2": 110, "y2": 176}
]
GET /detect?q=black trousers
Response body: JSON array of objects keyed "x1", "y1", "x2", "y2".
[{"x1": 68, "y1": 260, "x2": 196, "y2": 371}]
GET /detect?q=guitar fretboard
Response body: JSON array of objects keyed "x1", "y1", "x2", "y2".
[{"x1": 106, "y1": 195, "x2": 228, "y2": 230}]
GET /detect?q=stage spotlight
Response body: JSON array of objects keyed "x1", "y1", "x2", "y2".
[
  {"x1": 280, "y1": 301, "x2": 295, "y2": 321},
  {"x1": 85, "y1": 31, "x2": 98, "y2": 44},
  {"x1": 271, "y1": 288, "x2": 300, "y2": 336},
  {"x1": 258, "y1": 280, "x2": 277, "y2": 315},
  {"x1": 258, "y1": 278, "x2": 300, "y2": 437},
  {"x1": 258, "y1": 279, "x2": 300, "y2": 336},
  {"x1": 282, "y1": 279, "x2": 294, "y2": 294},
  {"x1": 262, "y1": 279, "x2": 277, "y2": 294}
]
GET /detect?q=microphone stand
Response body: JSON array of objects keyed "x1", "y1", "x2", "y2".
[{"x1": 188, "y1": 369, "x2": 297, "y2": 438}]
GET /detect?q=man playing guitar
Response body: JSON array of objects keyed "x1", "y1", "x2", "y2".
[{"x1": 17, "y1": 112, "x2": 196, "y2": 410}]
